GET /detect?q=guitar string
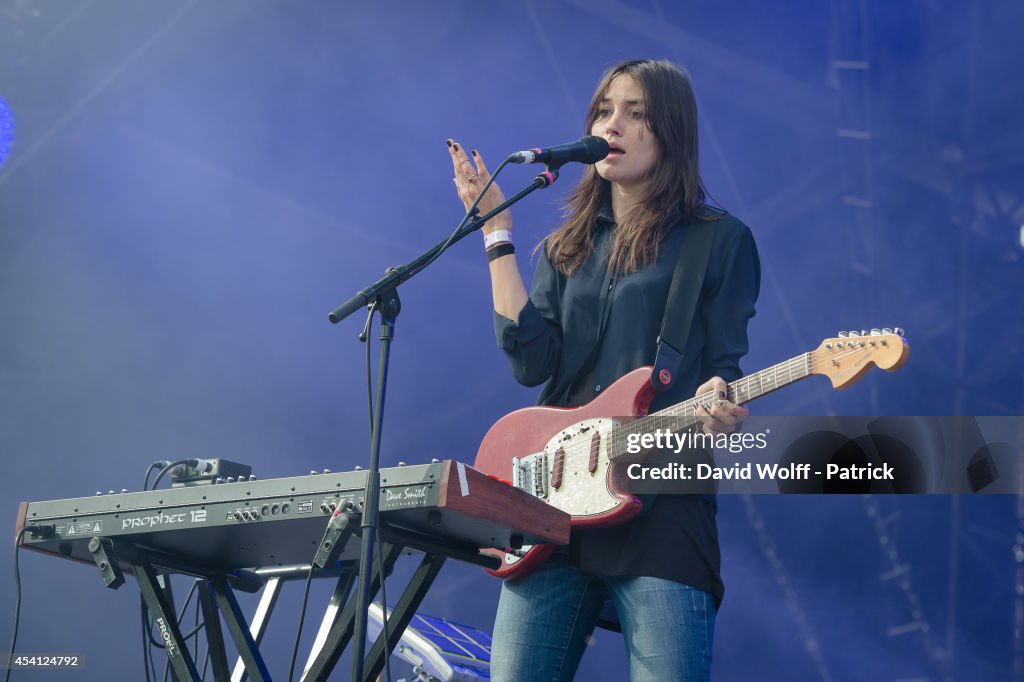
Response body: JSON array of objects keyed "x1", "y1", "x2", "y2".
[
  {"x1": 547, "y1": 348, "x2": 876, "y2": 471},
  {"x1": 539, "y1": 342, "x2": 902, "y2": 478}
]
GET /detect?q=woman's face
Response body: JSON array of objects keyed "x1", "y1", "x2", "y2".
[{"x1": 590, "y1": 74, "x2": 660, "y2": 192}]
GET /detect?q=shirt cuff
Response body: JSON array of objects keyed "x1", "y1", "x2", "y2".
[{"x1": 494, "y1": 300, "x2": 550, "y2": 350}]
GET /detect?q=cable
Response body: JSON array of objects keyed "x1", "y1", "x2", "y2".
[
  {"x1": 192, "y1": 585, "x2": 200, "y2": 673},
  {"x1": 195, "y1": 590, "x2": 209, "y2": 682},
  {"x1": 6, "y1": 525, "x2": 55, "y2": 682},
  {"x1": 6, "y1": 528, "x2": 28, "y2": 682},
  {"x1": 142, "y1": 599, "x2": 156, "y2": 682},
  {"x1": 150, "y1": 459, "x2": 200, "y2": 491},
  {"x1": 143, "y1": 460, "x2": 171, "y2": 494},
  {"x1": 364, "y1": 303, "x2": 376, "y2": 431},
  {"x1": 287, "y1": 566, "x2": 316, "y2": 682}
]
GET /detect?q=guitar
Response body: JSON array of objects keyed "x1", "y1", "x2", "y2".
[{"x1": 473, "y1": 329, "x2": 909, "y2": 579}]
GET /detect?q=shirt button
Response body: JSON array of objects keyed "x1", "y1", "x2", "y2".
[
  {"x1": 595, "y1": 385, "x2": 602, "y2": 392},
  {"x1": 607, "y1": 283, "x2": 613, "y2": 291}
]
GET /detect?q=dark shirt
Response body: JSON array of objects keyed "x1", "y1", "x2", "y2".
[{"x1": 493, "y1": 203, "x2": 760, "y2": 608}]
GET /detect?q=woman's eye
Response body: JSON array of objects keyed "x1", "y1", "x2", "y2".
[
  {"x1": 630, "y1": 110, "x2": 645, "y2": 120},
  {"x1": 596, "y1": 108, "x2": 611, "y2": 118}
]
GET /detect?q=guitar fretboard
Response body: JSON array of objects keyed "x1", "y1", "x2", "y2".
[{"x1": 608, "y1": 353, "x2": 812, "y2": 461}]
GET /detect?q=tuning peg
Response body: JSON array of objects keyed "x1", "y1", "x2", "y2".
[
  {"x1": 849, "y1": 331, "x2": 861, "y2": 337},
  {"x1": 838, "y1": 331, "x2": 848, "y2": 338},
  {"x1": 870, "y1": 328, "x2": 881, "y2": 335},
  {"x1": 860, "y1": 329, "x2": 868, "y2": 336},
  {"x1": 882, "y1": 327, "x2": 893, "y2": 334},
  {"x1": 894, "y1": 327, "x2": 904, "y2": 336}
]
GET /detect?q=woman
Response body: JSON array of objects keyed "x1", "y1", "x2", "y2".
[{"x1": 448, "y1": 59, "x2": 760, "y2": 681}]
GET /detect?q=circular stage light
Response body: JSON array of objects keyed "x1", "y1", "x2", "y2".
[{"x1": 0, "y1": 98, "x2": 14, "y2": 167}]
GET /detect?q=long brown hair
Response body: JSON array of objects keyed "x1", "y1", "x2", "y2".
[{"x1": 545, "y1": 59, "x2": 710, "y2": 276}]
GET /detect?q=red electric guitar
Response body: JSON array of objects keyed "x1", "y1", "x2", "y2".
[{"x1": 474, "y1": 329, "x2": 909, "y2": 579}]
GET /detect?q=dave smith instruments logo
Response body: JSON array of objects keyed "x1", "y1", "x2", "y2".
[
  {"x1": 384, "y1": 486, "x2": 429, "y2": 504},
  {"x1": 121, "y1": 509, "x2": 207, "y2": 530}
]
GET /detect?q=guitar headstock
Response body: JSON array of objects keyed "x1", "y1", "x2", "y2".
[{"x1": 809, "y1": 327, "x2": 909, "y2": 389}]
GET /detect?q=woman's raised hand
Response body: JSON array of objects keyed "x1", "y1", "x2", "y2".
[{"x1": 448, "y1": 139, "x2": 511, "y2": 232}]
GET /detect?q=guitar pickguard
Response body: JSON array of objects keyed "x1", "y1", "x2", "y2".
[{"x1": 542, "y1": 417, "x2": 623, "y2": 518}]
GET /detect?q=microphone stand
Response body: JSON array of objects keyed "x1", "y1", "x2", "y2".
[{"x1": 327, "y1": 165, "x2": 559, "y2": 682}]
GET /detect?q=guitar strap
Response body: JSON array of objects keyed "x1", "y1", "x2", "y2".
[{"x1": 650, "y1": 217, "x2": 717, "y2": 392}]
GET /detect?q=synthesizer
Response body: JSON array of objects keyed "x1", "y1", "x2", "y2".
[{"x1": 17, "y1": 460, "x2": 569, "y2": 572}]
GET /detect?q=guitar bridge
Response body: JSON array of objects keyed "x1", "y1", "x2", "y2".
[{"x1": 511, "y1": 454, "x2": 549, "y2": 500}]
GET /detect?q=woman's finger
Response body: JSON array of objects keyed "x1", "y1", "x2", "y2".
[
  {"x1": 448, "y1": 139, "x2": 466, "y2": 177},
  {"x1": 450, "y1": 141, "x2": 476, "y2": 178},
  {"x1": 449, "y1": 139, "x2": 475, "y2": 183},
  {"x1": 471, "y1": 149, "x2": 490, "y2": 182}
]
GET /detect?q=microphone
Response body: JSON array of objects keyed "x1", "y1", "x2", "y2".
[{"x1": 509, "y1": 135, "x2": 610, "y2": 166}]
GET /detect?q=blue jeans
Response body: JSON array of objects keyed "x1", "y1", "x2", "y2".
[{"x1": 490, "y1": 563, "x2": 716, "y2": 681}]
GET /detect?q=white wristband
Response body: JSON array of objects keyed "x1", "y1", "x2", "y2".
[{"x1": 483, "y1": 229, "x2": 513, "y2": 249}]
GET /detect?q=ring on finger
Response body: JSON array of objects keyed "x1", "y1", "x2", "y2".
[{"x1": 467, "y1": 174, "x2": 479, "y2": 182}]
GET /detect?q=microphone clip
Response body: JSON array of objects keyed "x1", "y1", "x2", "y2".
[{"x1": 535, "y1": 167, "x2": 560, "y2": 188}]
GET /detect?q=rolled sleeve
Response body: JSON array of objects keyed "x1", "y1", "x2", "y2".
[{"x1": 493, "y1": 250, "x2": 564, "y2": 387}]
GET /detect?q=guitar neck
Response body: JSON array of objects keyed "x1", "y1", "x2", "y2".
[
  {"x1": 663, "y1": 352, "x2": 813, "y2": 419},
  {"x1": 609, "y1": 353, "x2": 813, "y2": 460}
]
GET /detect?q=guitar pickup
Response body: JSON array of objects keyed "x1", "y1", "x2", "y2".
[{"x1": 551, "y1": 447, "x2": 565, "y2": 490}]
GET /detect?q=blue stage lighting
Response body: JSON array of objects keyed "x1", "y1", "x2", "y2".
[{"x1": 0, "y1": 98, "x2": 13, "y2": 167}]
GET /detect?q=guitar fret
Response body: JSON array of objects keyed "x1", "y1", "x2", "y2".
[{"x1": 615, "y1": 350, "x2": 819, "y2": 460}]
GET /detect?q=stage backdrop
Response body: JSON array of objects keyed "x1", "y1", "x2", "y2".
[{"x1": 1, "y1": 1, "x2": 1021, "y2": 680}]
